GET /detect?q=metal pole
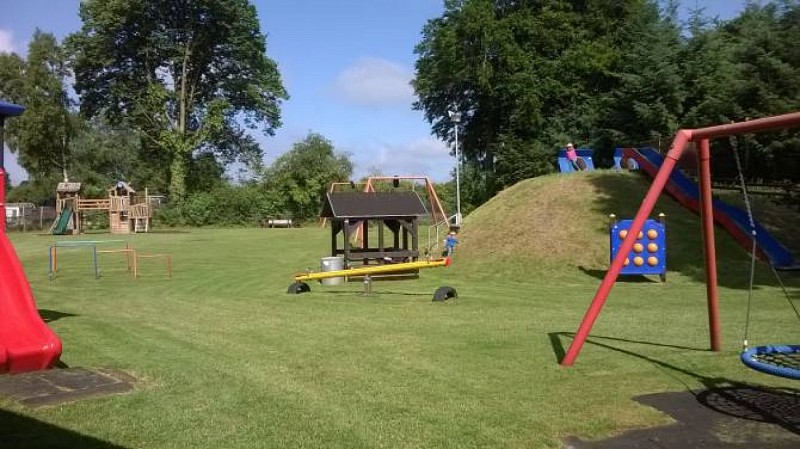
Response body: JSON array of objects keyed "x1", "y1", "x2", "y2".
[
  {"x1": 93, "y1": 245, "x2": 99, "y2": 279},
  {"x1": 1, "y1": 116, "x2": 5, "y2": 233},
  {"x1": 0, "y1": 115, "x2": 5, "y2": 168},
  {"x1": 697, "y1": 138, "x2": 721, "y2": 351},
  {"x1": 49, "y1": 245, "x2": 54, "y2": 280},
  {"x1": 561, "y1": 130, "x2": 692, "y2": 366},
  {"x1": 454, "y1": 122, "x2": 461, "y2": 226}
]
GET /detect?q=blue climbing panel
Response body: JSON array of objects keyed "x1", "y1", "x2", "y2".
[{"x1": 610, "y1": 218, "x2": 666, "y2": 277}]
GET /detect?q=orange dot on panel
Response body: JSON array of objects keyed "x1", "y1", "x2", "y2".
[
  {"x1": 624, "y1": 258, "x2": 630, "y2": 266},
  {"x1": 647, "y1": 256, "x2": 659, "y2": 266},
  {"x1": 633, "y1": 256, "x2": 644, "y2": 266},
  {"x1": 647, "y1": 229, "x2": 658, "y2": 239},
  {"x1": 637, "y1": 231, "x2": 643, "y2": 239},
  {"x1": 647, "y1": 243, "x2": 658, "y2": 253},
  {"x1": 633, "y1": 243, "x2": 644, "y2": 253},
  {"x1": 619, "y1": 229, "x2": 628, "y2": 239}
]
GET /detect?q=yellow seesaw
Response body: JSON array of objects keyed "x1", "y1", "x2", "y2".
[{"x1": 287, "y1": 257, "x2": 458, "y2": 301}]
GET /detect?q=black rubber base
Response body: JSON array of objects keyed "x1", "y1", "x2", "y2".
[
  {"x1": 287, "y1": 282, "x2": 311, "y2": 294},
  {"x1": 432, "y1": 286, "x2": 458, "y2": 302}
]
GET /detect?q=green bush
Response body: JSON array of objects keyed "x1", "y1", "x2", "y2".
[
  {"x1": 181, "y1": 192, "x2": 215, "y2": 226},
  {"x1": 155, "y1": 184, "x2": 288, "y2": 227}
]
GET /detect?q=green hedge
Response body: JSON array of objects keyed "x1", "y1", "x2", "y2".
[{"x1": 156, "y1": 184, "x2": 287, "y2": 227}]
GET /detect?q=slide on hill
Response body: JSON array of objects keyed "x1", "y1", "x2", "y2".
[
  {"x1": 620, "y1": 147, "x2": 795, "y2": 268},
  {"x1": 0, "y1": 233, "x2": 62, "y2": 373}
]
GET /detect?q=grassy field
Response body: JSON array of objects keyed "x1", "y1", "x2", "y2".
[{"x1": 2, "y1": 171, "x2": 800, "y2": 448}]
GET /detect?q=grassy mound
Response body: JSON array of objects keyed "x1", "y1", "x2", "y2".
[
  {"x1": 457, "y1": 171, "x2": 679, "y2": 270},
  {"x1": 453, "y1": 170, "x2": 800, "y2": 280}
]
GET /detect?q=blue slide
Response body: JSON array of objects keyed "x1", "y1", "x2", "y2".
[
  {"x1": 633, "y1": 147, "x2": 794, "y2": 268},
  {"x1": 557, "y1": 149, "x2": 595, "y2": 173}
]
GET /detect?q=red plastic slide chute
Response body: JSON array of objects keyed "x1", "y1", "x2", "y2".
[
  {"x1": 0, "y1": 99, "x2": 61, "y2": 373},
  {"x1": 0, "y1": 233, "x2": 62, "y2": 373}
]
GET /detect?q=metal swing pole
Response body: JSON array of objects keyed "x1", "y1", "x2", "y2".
[
  {"x1": 697, "y1": 138, "x2": 721, "y2": 351},
  {"x1": 561, "y1": 130, "x2": 692, "y2": 366},
  {"x1": 562, "y1": 111, "x2": 800, "y2": 366}
]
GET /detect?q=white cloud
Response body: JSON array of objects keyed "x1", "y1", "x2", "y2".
[
  {"x1": 351, "y1": 137, "x2": 454, "y2": 182},
  {"x1": 331, "y1": 57, "x2": 414, "y2": 107},
  {"x1": 0, "y1": 29, "x2": 16, "y2": 53}
]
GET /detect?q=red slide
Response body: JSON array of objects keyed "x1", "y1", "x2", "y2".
[{"x1": 0, "y1": 233, "x2": 62, "y2": 373}]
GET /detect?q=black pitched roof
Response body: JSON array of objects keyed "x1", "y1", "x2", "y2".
[{"x1": 322, "y1": 191, "x2": 429, "y2": 219}]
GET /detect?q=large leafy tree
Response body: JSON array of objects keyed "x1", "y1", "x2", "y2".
[
  {"x1": 0, "y1": 30, "x2": 76, "y2": 182},
  {"x1": 412, "y1": 0, "x2": 678, "y2": 199},
  {"x1": 719, "y1": 1, "x2": 800, "y2": 182},
  {"x1": 263, "y1": 132, "x2": 353, "y2": 221},
  {"x1": 68, "y1": 118, "x2": 149, "y2": 195},
  {"x1": 595, "y1": 1, "x2": 686, "y2": 153},
  {"x1": 67, "y1": 0, "x2": 288, "y2": 200}
]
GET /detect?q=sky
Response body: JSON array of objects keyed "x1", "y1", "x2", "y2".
[{"x1": 1, "y1": 0, "x2": 746, "y2": 186}]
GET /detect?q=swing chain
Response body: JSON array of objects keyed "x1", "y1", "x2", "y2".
[
  {"x1": 731, "y1": 135, "x2": 758, "y2": 351},
  {"x1": 729, "y1": 135, "x2": 756, "y2": 235},
  {"x1": 731, "y1": 134, "x2": 800, "y2": 351}
]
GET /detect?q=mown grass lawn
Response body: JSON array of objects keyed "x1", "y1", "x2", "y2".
[{"x1": 2, "y1": 221, "x2": 799, "y2": 448}]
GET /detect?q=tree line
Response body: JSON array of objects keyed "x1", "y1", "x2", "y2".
[{"x1": 413, "y1": 0, "x2": 800, "y2": 209}]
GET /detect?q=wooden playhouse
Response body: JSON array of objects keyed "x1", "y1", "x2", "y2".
[{"x1": 54, "y1": 181, "x2": 153, "y2": 235}]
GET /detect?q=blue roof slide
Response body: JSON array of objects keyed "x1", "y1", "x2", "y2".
[
  {"x1": 632, "y1": 147, "x2": 794, "y2": 268},
  {"x1": 557, "y1": 149, "x2": 595, "y2": 173}
]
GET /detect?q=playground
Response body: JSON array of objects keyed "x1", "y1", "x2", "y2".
[
  {"x1": 0, "y1": 166, "x2": 798, "y2": 447},
  {"x1": 0, "y1": 99, "x2": 798, "y2": 446}
]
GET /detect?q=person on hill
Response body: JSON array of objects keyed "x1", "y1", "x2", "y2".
[
  {"x1": 565, "y1": 143, "x2": 581, "y2": 171},
  {"x1": 444, "y1": 231, "x2": 459, "y2": 257}
]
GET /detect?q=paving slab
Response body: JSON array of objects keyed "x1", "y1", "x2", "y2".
[{"x1": 0, "y1": 368, "x2": 135, "y2": 407}]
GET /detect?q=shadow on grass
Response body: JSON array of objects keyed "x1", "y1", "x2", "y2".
[
  {"x1": 0, "y1": 408, "x2": 127, "y2": 448},
  {"x1": 578, "y1": 266, "x2": 662, "y2": 283},
  {"x1": 550, "y1": 331, "x2": 800, "y2": 437},
  {"x1": 138, "y1": 229, "x2": 191, "y2": 234},
  {"x1": 38, "y1": 309, "x2": 77, "y2": 323},
  {"x1": 317, "y1": 289, "x2": 431, "y2": 297},
  {"x1": 548, "y1": 332, "x2": 706, "y2": 363},
  {"x1": 80, "y1": 229, "x2": 191, "y2": 235}
]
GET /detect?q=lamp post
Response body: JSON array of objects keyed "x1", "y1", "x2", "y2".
[
  {"x1": 0, "y1": 101, "x2": 26, "y2": 233},
  {"x1": 448, "y1": 110, "x2": 462, "y2": 226}
]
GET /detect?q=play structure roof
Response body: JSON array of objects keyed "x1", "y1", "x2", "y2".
[
  {"x1": 322, "y1": 191, "x2": 428, "y2": 219},
  {"x1": 56, "y1": 182, "x2": 82, "y2": 193},
  {"x1": 109, "y1": 181, "x2": 135, "y2": 194},
  {"x1": 0, "y1": 101, "x2": 25, "y2": 118}
]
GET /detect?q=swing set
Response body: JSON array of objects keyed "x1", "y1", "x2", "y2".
[
  {"x1": 562, "y1": 112, "x2": 800, "y2": 380},
  {"x1": 732, "y1": 135, "x2": 800, "y2": 379}
]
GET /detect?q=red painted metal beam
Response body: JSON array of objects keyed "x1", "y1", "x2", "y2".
[
  {"x1": 561, "y1": 130, "x2": 692, "y2": 366},
  {"x1": 697, "y1": 139, "x2": 721, "y2": 351},
  {"x1": 562, "y1": 111, "x2": 800, "y2": 366},
  {"x1": 691, "y1": 112, "x2": 800, "y2": 141}
]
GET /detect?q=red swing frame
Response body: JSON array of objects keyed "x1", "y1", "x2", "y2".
[{"x1": 562, "y1": 111, "x2": 800, "y2": 366}]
